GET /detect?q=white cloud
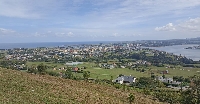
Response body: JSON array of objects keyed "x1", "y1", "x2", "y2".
[
  {"x1": 33, "y1": 32, "x2": 47, "y2": 37},
  {"x1": 124, "y1": 34, "x2": 142, "y2": 37},
  {"x1": 65, "y1": 0, "x2": 200, "y2": 30},
  {"x1": 155, "y1": 17, "x2": 200, "y2": 32},
  {"x1": 1, "y1": 0, "x2": 200, "y2": 42},
  {"x1": 67, "y1": 32, "x2": 74, "y2": 37},
  {"x1": 112, "y1": 33, "x2": 119, "y2": 37},
  {"x1": 178, "y1": 17, "x2": 200, "y2": 32},
  {"x1": 0, "y1": 28, "x2": 16, "y2": 37},
  {"x1": 0, "y1": 28, "x2": 29, "y2": 38},
  {"x1": 55, "y1": 32, "x2": 75, "y2": 37},
  {"x1": 0, "y1": 0, "x2": 40, "y2": 18},
  {"x1": 155, "y1": 23, "x2": 176, "y2": 31},
  {"x1": 0, "y1": 0, "x2": 73, "y2": 19},
  {"x1": 0, "y1": 28, "x2": 15, "y2": 34}
]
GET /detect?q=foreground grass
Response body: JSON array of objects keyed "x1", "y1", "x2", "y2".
[{"x1": 0, "y1": 67, "x2": 164, "y2": 104}]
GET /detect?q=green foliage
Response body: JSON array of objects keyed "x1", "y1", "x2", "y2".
[
  {"x1": 37, "y1": 63, "x2": 47, "y2": 74},
  {"x1": 95, "y1": 76, "x2": 99, "y2": 84},
  {"x1": 65, "y1": 68, "x2": 73, "y2": 79},
  {"x1": 136, "y1": 77, "x2": 156, "y2": 88},
  {"x1": 0, "y1": 60, "x2": 26, "y2": 70},
  {"x1": 0, "y1": 53, "x2": 5, "y2": 59},
  {"x1": 127, "y1": 93, "x2": 135, "y2": 104},
  {"x1": 143, "y1": 88, "x2": 151, "y2": 95},
  {"x1": 27, "y1": 65, "x2": 37, "y2": 74},
  {"x1": 109, "y1": 75, "x2": 114, "y2": 85},
  {"x1": 153, "y1": 90, "x2": 180, "y2": 103},
  {"x1": 123, "y1": 83, "x2": 126, "y2": 91},
  {"x1": 47, "y1": 71, "x2": 60, "y2": 77},
  {"x1": 83, "y1": 71, "x2": 90, "y2": 80},
  {"x1": 114, "y1": 84, "x2": 121, "y2": 89},
  {"x1": 184, "y1": 75, "x2": 200, "y2": 104},
  {"x1": 180, "y1": 90, "x2": 196, "y2": 104}
]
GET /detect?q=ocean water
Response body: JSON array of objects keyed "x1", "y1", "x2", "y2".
[
  {"x1": 0, "y1": 41, "x2": 113, "y2": 49},
  {"x1": 147, "y1": 44, "x2": 200, "y2": 61}
]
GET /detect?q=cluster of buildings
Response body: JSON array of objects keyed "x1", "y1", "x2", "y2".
[{"x1": 2, "y1": 43, "x2": 142, "y2": 62}]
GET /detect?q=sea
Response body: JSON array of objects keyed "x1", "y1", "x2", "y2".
[
  {"x1": 0, "y1": 41, "x2": 114, "y2": 49},
  {"x1": 146, "y1": 44, "x2": 200, "y2": 61}
]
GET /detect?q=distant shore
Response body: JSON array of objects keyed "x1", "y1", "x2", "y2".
[{"x1": 185, "y1": 45, "x2": 200, "y2": 50}]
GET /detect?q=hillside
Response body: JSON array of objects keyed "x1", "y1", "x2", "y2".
[{"x1": 0, "y1": 68, "x2": 164, "y2": 104}]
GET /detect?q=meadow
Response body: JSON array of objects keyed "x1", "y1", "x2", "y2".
[{"x1": 26, "y1": 62, "x2": 200, "y2": 79}]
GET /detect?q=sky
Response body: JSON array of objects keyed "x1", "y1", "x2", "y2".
[{"x1": 0, "y1": 0, "x2": 200, "y2": 43}]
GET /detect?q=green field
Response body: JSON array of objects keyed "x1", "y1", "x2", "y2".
[{"x1": 26, "y1": 62, "x2": 200, "y2": 79}]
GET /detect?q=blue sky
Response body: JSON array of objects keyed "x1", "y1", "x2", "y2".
[{"x1": 0, "y1": 0, "x2": 200, "y2": 43}]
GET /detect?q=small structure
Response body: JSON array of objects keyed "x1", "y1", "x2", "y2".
[
  {"x1": 72, "y1": 67, "x2": 79, "y2": 72},
  {"x1": 157, "y1": 76, "x2": 181, "y2": 85},
  {"x1": 160, "y1": 70, "x2": 169, "y2": 74},
  {"x1": 66, "y1": 62, "x2": 83, "y2": 66},
  {"x1": 157, "y1": 76, "x2": 173, "y2": 83},
  {"x1": 113, "y1": 75, "x2": 136, "y2": 85}
]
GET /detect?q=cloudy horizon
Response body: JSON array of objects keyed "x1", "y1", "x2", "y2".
[{"x1": 0, "y1": 0, "x2": 200, "y2": 43}]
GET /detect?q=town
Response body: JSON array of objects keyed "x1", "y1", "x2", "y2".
[
  {"x1": 1, "y1": 0, "x2": 200, "y2": 103},
  {"x1": 1, "y1": 40, "x2": 200, "y2": 103}
]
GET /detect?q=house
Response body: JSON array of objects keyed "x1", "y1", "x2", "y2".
[
  {"x1": 157, "y1": 76, "x2": 181, "y2": 85},
  {"x1": 157, "y1": 76, "x2": 173, "y2": 83},
  {"x1": 72, "y1": 67, "x2": 79, "y2": 72},
  {"x1": 100, "y1": 63, "x2": 115, "y2": 69},
  {"x1": 162, "y1": 70, "x2": 169, "y2": 74},
  {"x1": 113, "y1": 75, "x2": 136, "y2": 85}
]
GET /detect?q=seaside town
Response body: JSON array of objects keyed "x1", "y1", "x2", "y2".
[
  {"x1": 1, "y1": 39, "x2": 200, "y2": 103},
  {"x1": 1, "y1": 0, "x2": 200, "y2": 103},
  {"x1": 1, "y1": 40, "x2": 199, "y2": 80}
]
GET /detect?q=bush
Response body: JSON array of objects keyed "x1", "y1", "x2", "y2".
[
  {"x1": 37, "y1": 63, "x2": 47, "y2": 74},
  {"x1": 47, "y1": 71, "x2": 60, "y2": 77},
  {"x1": 127, "y1": 93, "x2": 135, "y2": 104},
  {"x1": 114, "y1": 84, "x2": 121, "y2": 89}
]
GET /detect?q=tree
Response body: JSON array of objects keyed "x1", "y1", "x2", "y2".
[
  {"x1": 180, "y1": 90, "x2": 196, "y2": 104},
  {"x1": 83, "y1": 71, "x2": 90, "y2": 80},
  {"x1": 27, "y1": 64, "x2": 37, "y2": 74},
  {"x1": 190, "y1": 75, "x2": 200, "y2": 104},
  {"x1": 37, "y1": 63, "x2": 47, "y2": 74},
  {"x1": 136, "y1": 77, "x2": 156, "y2": 88},
  {"x1": 65, "y1": 68, "x2": 73, "y2": 79},
  {"x1": 180, "y1": 75, "x2": 200, "y2": 104}
]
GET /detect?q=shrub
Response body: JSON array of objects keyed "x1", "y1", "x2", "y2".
[
  {"x1": 127, "y1": 93, "x2": 135, "y2": 104},
  {"x1": 47, "y1": 71, "x2": 60, "y2": 77}
]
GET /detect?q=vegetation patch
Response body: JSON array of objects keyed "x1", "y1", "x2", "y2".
[{"x1": 0, "y1": 68, "x2": 163, "y2": 104}]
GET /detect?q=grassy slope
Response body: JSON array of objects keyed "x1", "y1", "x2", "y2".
[{"x1": 0, "y1": 67, "x2": 164, "y2": 104}]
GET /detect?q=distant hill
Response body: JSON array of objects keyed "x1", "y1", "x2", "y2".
[{"x1": 0, "y1": 68, "x2": 164, "y2": 104}]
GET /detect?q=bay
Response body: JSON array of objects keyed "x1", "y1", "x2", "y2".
[{"x1": 147, "y1": 44, "x2": 200, "y2": 61}]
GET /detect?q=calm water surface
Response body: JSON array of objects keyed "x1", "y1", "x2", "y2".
[
  {"x1": 0, "y1": 41, "x2": 113, "y2": 49},
  {"x1": 147, "y1": 44, "x2": 200, "y2": 61}
]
